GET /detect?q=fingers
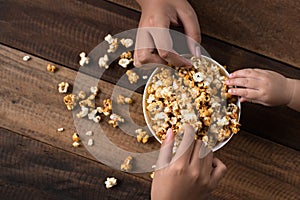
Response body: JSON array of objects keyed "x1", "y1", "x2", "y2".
[
  {"x1": 156, "y1": 128, "x2": 175, "y2": 170},
  {"x1": 229, "y1": 68, "x2": 265, "y2": 79},
  {"x1": 228, "y1": 87, "x2": 261, "y2": 100},
  {"x1": 177, "y1": 3, "x2": 201, "y2": 57},
  {"x1": 171, "y1": 124, "x2": 196, "y2": 166},
  {"x1": 209, "y1": 158, "x2": 227, "y2": 189},
  {"x1": 149, "y1": 28, "x2": 191, "y2": 67}
]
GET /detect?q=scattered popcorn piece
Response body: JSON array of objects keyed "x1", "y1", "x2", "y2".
[
  {"x1": 72, "y1": 141, "x2": 80, "y2": 148},
  {"x1": 142, "y1": 75, "x2": 148, "y2": 80},
  {"x1": 98, "y1": 54, "x2": 109, "y2": 69},
  {"x1": 118, "y1": 58, "x2": 132, "y2": 68},
  {"x1": 72, "y1": 133, "x2": 80, "y2": 142},
  {"x1": 126, "y1": 70, "x2": 139, "y2": 84},
  {"x1": 63, "y1": 94, "x2": 77, "y2": 110},
  {"x1": 47, "y1": 64, "x2": 56, "y2": 73},
  {"x1": 57, "y1": 128, "x2": 64, "y2": 132},
  {"x1": 85, "y1": 130, "x2": 93, "y2": 136},
  {"x1": 150, "y1": 172, "x2": 155, "y2": 179},
  {"x1": 76, "y1": 106, "x2": 89, "y2": 118},
  {"x1": 90, "y1": 86, "x2": 99, "y2": 95},
  {"x1": 104, "y1": 34, "x2": 114, "y2": 44},
  {"x1": 58, "y1": 82, "x2": 69, "y2": 94},
  {"x1": 120, "y1": 156, "x2": 133, "y2": 172},
  {"x1": 120, "y1": 38, "x2": 134, "y2": 48},
  {"x1": 120, "y1": 51, "x2": 132, "y2": 59},
  {"x1": 101, "y1": 99, "x2": 112, "y2": 116},
  {"x1": 79, "y1": 52, "x2": 90, "y2": 66},
  {"x1": 23, "y1": 55, "x2": 31, "y2": 61},
  {"x1": 105, "y1": 35, "x2": 118, "y2": 53},
  {"x1": 88, "y1": 109, "x2": 101, "y2": 123},
  {"x1": 104, "y1": 177, "x2": 117, "y2": 189},
  {"x1": 108, "y1": 113, "x2": 124, "y2": 128},
  {"x1": 117, "y1": 94, "x2": 133, "y2": 104},
  {"x1": 87, "y1": 138, "x2": 94, "y2": 146},
  {"x1": 136, "y1": 129, "x2": 149, "y2": 144},
  {"x1": 78, "y1": 91, "x2": 86, "y2": 99}
]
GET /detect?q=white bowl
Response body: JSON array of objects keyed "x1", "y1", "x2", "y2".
[{"x1": 143, "y1": 55, "x2": 241, "y2": 151}]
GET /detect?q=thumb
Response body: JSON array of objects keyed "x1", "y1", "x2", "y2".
[{"x1": 155, "y1": 128, "x2": 175, "y2": 170}]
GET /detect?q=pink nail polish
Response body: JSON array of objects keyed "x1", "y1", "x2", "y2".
[{"x1": 225, "y1": 80, "x2": 230, "y2": 84}]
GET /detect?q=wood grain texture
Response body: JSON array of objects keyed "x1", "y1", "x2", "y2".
[
  {"x1": 1, "y1": 44, "x2": 300, "y2": 199},
  {"x1": 0, "y1": 128, "x2": 151, "y2": 200},
  {"x1": 107, "y1": 0, "x2": 300, "y2": 68}
]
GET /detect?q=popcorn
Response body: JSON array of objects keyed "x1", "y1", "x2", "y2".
[
  {"x1": 142, "y1": 75, "x2": 148, "y2": 80},
  {"x1": 126, "y1": 70, "x2": 139, "y2": 84},
  {"x1": 150, "y1": 172, "x2": 155, "y2": 179},
  {"x1": 104, "y1": 34, "x2": 114, "y2": 44},
  {"x1": 117, "y1": 94, "x2": 133, "y2": 104},
  {"x1": 104, "y1": 177, "x2": 117, "y2": 189},
  {"x1": 87, "y1": 139, "x2": 94, "y2": 146},
  {"x1": 118, "y1": 58, "x2": 132, "y2": 68},
  {"x1": 72, "y1": 141, "x2": 80, "y2": 148},
  {"x1": 57, "y1": 128, "x2": 64, "y2": 132},
  {"x1": 135, "y1": 129, "x2": 149, "y2": 144},
  {"x1": 105, "y1": 35, "x2": 118, "y2": 53},
  {"x1": 23, "y1": 55, "x2": 31, "y2": 61},
  {"x1": 77, "y1": 91, "x2": 86, "y2": 99},
  {"x1": 58, "y1": 82, "x2": 69, "y2": 94},
  {"x1": 88, "y1": 109, "x2": 101, "y2": 123},
  {"x1": 79, "y1": 52, "x2": 90, "y2": 66},
  {"x1": 98, "y1": 54, "x2": 109, "y2": 69},
  {"x1": 120, "y1": 38, "x2": 134, "y2": 48},
  {"x1": 145, "y1": 56, "x2": 240, "y2": 147},
  {"x1": 85, "y1": 130, "x2": 93, "y2": 136},
  {"x1": 108, "y1": 113, "x2": 124, "y2": 128},
  {"x1": 63, "y1": 94, "x2": 77, "y2": 110},
  {"x1": 120, "y1": 51, "x2": 132, "y2": 59},
  {"x1": 72, "y1": 133, "x2": 80, "y2": 142},
  {"x1": 47, "y1": 64, "x2": 56, "y2": 72},
  {"x1": 90, "y1": 86, "x2": 99, "y2": 95},
  {"x1": 76, "y1": 106, "x2": 89, "y2": 118},
  {"x1": 120, "y1": 156, "x2": 133, "y2": 172}
]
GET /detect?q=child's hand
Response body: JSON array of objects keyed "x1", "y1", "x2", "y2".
[
  {"x1": 226, "y1": 68, "x2": 294, "y2": 107},
  {"x1": 151, "y1": 125, "x2": 227, "y2": 200},
  {"x1": 134, "y1": 0, "x2": 201, "y2": 67}
]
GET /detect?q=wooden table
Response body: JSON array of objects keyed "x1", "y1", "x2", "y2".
[{"x1": 1, "y1": 1, "x2": 300, "y2": 199}]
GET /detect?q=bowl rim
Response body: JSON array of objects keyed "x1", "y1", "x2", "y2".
[{"x1": 142, "y1": 55, "x2": 241, "y2": 152}]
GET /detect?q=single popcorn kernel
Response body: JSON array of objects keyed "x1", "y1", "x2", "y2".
[
  {"x1": 47, "y1": 64, "x2": 56, "y2": 72},
  {"x1": 23, "y1": 55, "x2": 31, "y2": 61},
  {"x1": 136, "y1": 129, "x2": 149, "y2": 144},
  {"x1": 126, "y1": 70, "x2": 139, "y2": 84},
  {"x1": 98, "y1": 54, "x2": 109, "y2": 69},
  {"x1": 57, "y1": 128, "x2": 64, "y2": 132},
  {"x1": 120, "y1": 38, "x2": 134, "y2": 48},
  {"x1": 120, "y1": 156, "x2": 133, "y2": 172},
  {"x1": 108, "y1": 113, "x2": 124, "y2": 128},
  {"x1": 117, "y1": 94, "x2": 133, "y2": 104},
  {"x1": 104, "y1": 177, "x2": 117, "y2": 189},
  {"x1": 150, "y1": 172, "x2": 155, "y2": 179},
  {"x1": 63, "y1": 94, "x2": 77, "y2": 110},
  {"x1": 72, "y1": 133, "x2": 80, "y2": 142},
  {"x1": 72, "y1": 141, "x2": 80, "y2": 148},
  {"x1": 58, "y1": 82, "x2": 69, "y2": 94},
  {"x1": 78, "y1": 90, "x2": 86, "y2": 99},
  {"x1": 79, "y1": 52, "x2": 90, "y2": 66}
]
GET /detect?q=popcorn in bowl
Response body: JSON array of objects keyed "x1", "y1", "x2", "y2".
[{"x1": 143, "y1": 55, "x2": 241, "y2": 151}]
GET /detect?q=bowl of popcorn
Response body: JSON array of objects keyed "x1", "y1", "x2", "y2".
[{"x1": 143, "y1": 55, "x2": 241, "y2": 151}]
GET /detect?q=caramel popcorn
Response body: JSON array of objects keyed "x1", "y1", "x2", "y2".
[
  {"x1": 126, "y1": 70, "x2": 139, "y2": 84},
  {"x1": 120, "y1": 156, "x2": 133, "y2": 172},
  {"x1": 47, "y1": 64, "x2": 56, "y2": 72},
  {"x1": 145, "y1": 56, "x2": 240, "y2": 148},
  {"x1": 72, "y1": 133, "x2": 80, "y2": 142},
  {"x1": 105, "y1": 34, "x2": 118, "y2": 53},
  {"x1": 58, "y1": 82, "x2": 69, "y2": 94},
  {"x1": 108, "y1": 113, "x2": 124, "y2": 128},
  {"x1": 135, "y1": 129, "x2": 149, "y2": 144},
  {"x1": 117, "y1": 94, "x2": 133, "y2": 104},
  {"x1": 63, "y1": 94, "x2": 77, "y2": 110}
]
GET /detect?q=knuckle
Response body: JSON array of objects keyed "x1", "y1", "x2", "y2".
[{"x1": 159, "y1": 50, "x2": 171, "y2": 59}]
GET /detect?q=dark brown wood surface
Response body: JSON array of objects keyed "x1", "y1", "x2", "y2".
[
  {"x1": 1, "y1": 44, "x2": 300, "y2": 199},
  {"x1": 1, "y1": 0, "x2": 300, "y2": 199},
  {"x1": 0, "y1": 0, "x2": 299, "y2": 150},
  {"x1": 108, "y1": 0, "x2": 300, "y2": 68}
]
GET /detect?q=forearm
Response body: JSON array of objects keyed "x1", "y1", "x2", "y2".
[{"x1": 287, "y1": 78, "x2": 300, "y2": 112}]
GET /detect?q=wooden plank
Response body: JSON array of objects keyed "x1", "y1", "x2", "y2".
[
  {"x1": 107, "y1": 0, "x2": 300, "y2": 68},
  {"x1": 0, "y1": 128, "x2": 151, "y2": 200},
  {"x1": 1, "y1": 44, "x2": 300, "y2": 199}
]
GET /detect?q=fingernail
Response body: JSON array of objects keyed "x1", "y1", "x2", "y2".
[
  {"x1": 225, "y1": 80, "x2": 230, "y2": 85},
  {"x1": 165, "y1": 128, "x2": 172, "y2": 140},
  {"x1": 229, "y1": 73, "x2": 234, "y2": 78},
  {"x1": 196, "y1": 46, "x2": 201, "y2": 58},
  {"x1": 228, "y1": 89, "x2": 233, "y2": 94}
]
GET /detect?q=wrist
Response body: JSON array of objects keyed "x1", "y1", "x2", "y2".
[{"x1": 286, "y1": 78, "x2": 300, "y2": 111}]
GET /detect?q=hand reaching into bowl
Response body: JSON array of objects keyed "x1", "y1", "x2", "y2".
[
  {"x1": 134, "y1": 0, "x2": 201, "y2": 67},
  {"x1": 226, "y1": 68, "x2": 300, "y2": 111},
  {"x1": 151, "y1": 124, "x2": 227, "y2": 200}
]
